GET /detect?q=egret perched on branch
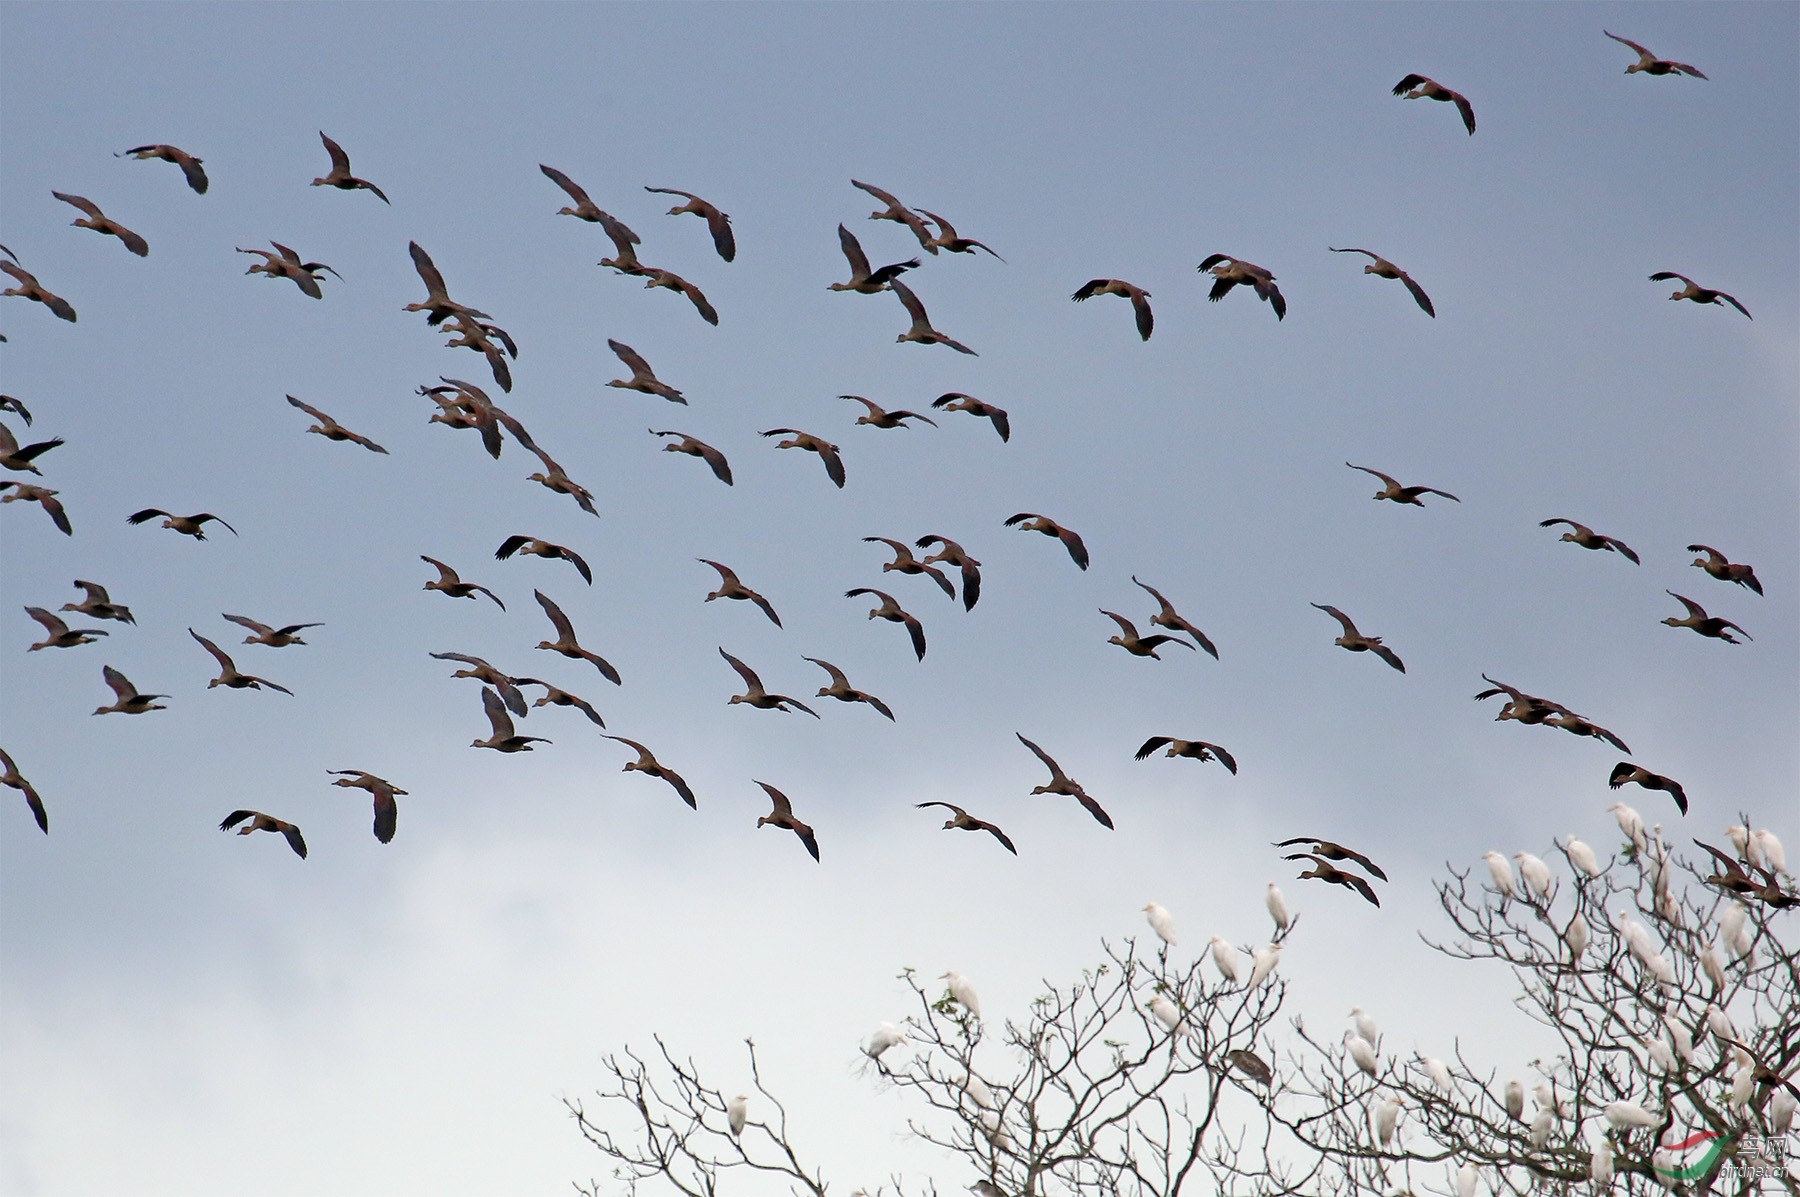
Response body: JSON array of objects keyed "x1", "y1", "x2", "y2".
[
  {"x1": 1563, "y1": 912, "x2": 1590, "y2": 962},
  {"x1": 1350, "y1": 1007, "x2": 1380, "y2": 1045},
  {"x1": 1591, "y1": 1138, "x2": 1614, "y2": 1184},
  {"x1": 1704, "y1": 1003, "x2": 1736, "y2": 1048},
  {"x1": 1530, "y1": 1108, "x2": 1554, "y2": 1148},
  {"x1": 1421, "y1": 1055, "x2": 1452, "y2": 1093},
  {"x1": 1662, "y1": 1013, "x2": 1695, "y2": 1065},
  {"x1": 1374, "y1": 1096, "x2": 1403, "y2": 1147},
  {"x1": 1756, "y1": 828, "x2": 1788, "y2": 874},
  {"x1": 1481, "y1": 851, "x2": 1516, "y2": 899},
  {"x1": 1209, "y1": 937, "x2": 1241, "y2": 983},
  {"x1": 1266, "y1": 882, "x2": 1291, "y2": 934},
  {"x1": 1457, "y1": 1161, "x2": 1480, "y2": 1197},
  {"x1": 1699, "y1": 945, "x2": 1726, "y2": 991},
  {"x1": 1720, "y1": 900, "x2": 1752, "y2": 959},
  {"x1": 1644, "y1": 1034, "x2": 1677, "y2": 1075},
  {"x1": 1143, "y1": 901, "x2": 1178, "y2": 947},
  {"x1": 1603, "y1": 1100, "x2": 1659, "y2": 1131},
  {"x1": 1249, "y1": 943, "x2": 1281, "y2": 989},
  {"x1": 1147, "y1": 995, "x2": 1185, "y2": 1034},
  {"x1": 1345, "y1": 1031, "x2": 1379, "y2": 1078},
  {"x1": 1513, "y1": 852, "x2": 1553, "y2": 902},
  {"x1": 941, "y1": 971, "x2": 981, "y2": 1019},
  {"x1": 726, "y1": 1093, "x2": 748, "y2": 1137},
  {"x1": 1564, "y1": 835, "x2": 1601, "y2": 878},
  {"x1": 1608, "y1": 802, "x2": 1647, "y2": 853},
  {"x1": 1504, "y1": 1079, "x2": 1525, "y2": 1121},
  {"x1": 863, "y1": 1022, "x2": 905, "y2": 1060}
]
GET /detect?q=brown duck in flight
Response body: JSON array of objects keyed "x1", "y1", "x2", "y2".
[
  {"x1": 2, "y1": 747, "x2": 48, "y2": 833},
  {"x1": 890, "y1": 280, "x2": 977, "y2": 355},
  {"x1": 286, "y1": 395, "x2": 387, "y2": 453},
  {"x1": 1136, "y1": 737, "x2": 1238, "y2": 774},
  {"x1": 328, "y1": 769, "x2": 407, "y2": 843},
  {"x1": 220, "y1": 810, "x2": 307, "y2": 859},
  {"x1": 1605, "y1": 31, "x2": 1707, "y2": 78},
  {"x1": 645, "y1": 186, "x2": 735, "y2": 262},
  {"x1": 1016, "y1": 733, "x2": 1113, "y2": 830},
  {"x1": 917, "y1": 801, "x2": 1016, "y2": 854},
  {"x1": 1311, "y1": 604, "x2": 1405, "y2": 673},
  {"x1": 1, "y1": 482, "x2": 71, "y2": 534},
  {"x1": 762, "y1": 428, "x2": 846, "y2": 488},
  {"x1": 1130, "y1": 576, "x2": 1218, "y2": 659},
  {"x1": 650, "y1": 430, "x2": 732, "y2": 485},
  {"x1": 1, "y1": 258, "x2": 77, "y2": 322},
  {"x1": 1649, "y1": 273, "x2": 1751, "y2": 319},
  {"x1": 118, "y1": 143, "x2": 207, "y2": 192},
  {"x1": 53, "y1": 192, "x2": 150, "y2": 257},
  {"x1": 601, "y1": 735, "x2": 697, "y2": 809},
  {"x1": 931, "y1": 393, "x2": 1010, "y2": 442},
  {"x1": 1346, "y1": 462, "x2": 1458, "y2": 505},
  {"x1": 699, "y1": 559, "x2": 782, "y2": 628},
  {"x1": 1540, "y1": 518, "x2": 1639, "y2": 564},
  {"x1": 607, "y1": 340, "x2": 686, "y2": 404},
  {"x1": 1071, "y1": 279, "x2": 1153, "y2": 341},
  {"x1": 829, "y1": 223, "x2": 919, "y2": 294},
  {"x1": 1661, "y1": 591, "x2": 1750, "y2": 644},
  {"x1": 533, "y1": 591, "x2": 621, "y2": 684},
  {"x1": 421, "y1": 556, "x2": 505, "y2": 609},
  {"x1": 844, "y1": 588, "x2": 927, "y2": 661},
  {"x1": 1328, "y1": 248, "x2": 1433, "y2": 317},
  {"x1": 1197, "y1": 255, "x2": 1286, "y2": 319},
  {"x1": 755, "y1": 781, "x2": 821, "y2": 862},
  {"x1": 719, "y1": 648, "x2": 818, "y2": 716},
  {"x1": 190, "y1": 629, "x2": 293, "y2": 695},
  {"x1": 24, "y1": 606, "x2": 108, "y2": 651},
  {"x1": 311, "y1": 132, "x2": 390, "y2": 203},
  {"x1": 221, "y1": 613, "x2": 321, "y2": 647},
  {"x1": 128, "y1": 509, "x2": 236, "y2": 539},
  {"x1": 803, "y1": 656, "x2": 895, "y2": 721},
  {"x1": 1686, "y1": 545, "x2": 1762, "y2": 595},
  {"x1": 1006, "y1": 512, "x2": 1089, "y2": 570},
  {"x1": 1392, "y1": 74, "x2": 1476, "y2": 135},
  {"x1": 495, "y1": 535, "x2": 592, "y2": 584}
]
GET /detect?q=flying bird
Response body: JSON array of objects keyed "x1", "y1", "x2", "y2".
[
  {"x1": 219, "y1": 810, "x2": 307, "y2": 858},
  {"x1": 404, "y1": 241, "x2": 490, "y2": 326},
  {"x1": 328, "y1": 769, "x2": 406, "y2": 843},
  {"x1": 1609, "y1": 763, "x2": 1689, "y2": 816},
  {"x1": 649, "y1": 429, "x2": 732, "y2": 484},
  {"x1": 1311, "y1": 604, "x2": 1405, "y2": 672},
  {"x1": 61, "y1": 580, "x2": 133, "y2": 624},
  {"x1": 420, "y1": 556, "x2": 505, "y2": 609},
  {"x1": 1101, "y1": 609, "x2": 1196, "y2": 659},
  {"x1": 429, "y1": 651, "x2": 529, "y2": 717},
  {"x1": 864, "y1": 536, "x2": 955, "y2": 598},
  {"x1": 1289, "y1": 854, "x2": 1382, "y2": 907},
  {"x1": 917, "y1": 802, "x2": 1016, "y2": 855},
  {"x1": 1544, "y1": 710, "x2": 1631, "y2": 753},
  {"x1": 828, "y1": 223, "x2": 919, "y2": 294},
  {"x1": 523, "y1": 445, "x2": 599, "y2": 517},
  {"x1": 1661, "y1": 591, "x2": 1751, "y2": 644},
  {"x1": 189, "y1": 629, "x2": 293, "y2": 695},
  {"x1": 0, "y1": 395, "x2": 31, "y2": 424},
  {"x1": 601, "y1": 735, "x2": 697, "y2": 809},
  {"x1": 644, "y1": 186, "x2": 735, "y2": 261},
  {"x1": 495, "y1": 535, "x2": 592, "y2": 584},
  {"x1": 844, "y1": 588, "x2": 927, "y2": 661},
  {"x1": 237, "y1": 241, "x2": 340, "y2": 299},
  {"x1": 803, "y1": 656, "x2": 895, "y2": 721},
  {"x1": 1474, "y1": 675, "x2": 1572, "y2": 724},
  {"x1": 761, "y1": 428, "x2": 845, "y2": 488},
  {"x1": 532, "y1": 590, "x2": 621, "y2": 684},
  {"x1": 1, "y1": 423, "x2": 65, "y2": 474},
  {"x1": 539, "y1": 164, "x2": 613, "y2": 223},
  {"x1": 220, "y1": 613, "x2": 320, "y2": 648},
  {"x1": 606, "y1": 340, "x2": 686, "y2": 404},
  {"x1": 1134, "y1": 737, "x2": 1238, "y2": 774},
  {"x1": 24, "y1": 606, "x2": 107, "y2": 651},
  {"x1": 1071, "y1": 278, "x2": 1154, "y2": 341},
  {"x1": 1, "y1": 482, "x2": 71, "y2": 534},
  {"x1": 916, "y1": 209, "x2": 1003, "y2": 260},
  {"x1": 1128, "y1": 577, "x2": 1218, "y2": 659},
  {"x1": 1392, "y1": 74, "x2": 1476, "y2": 135},
  {"x1": 1649, "y1": 272, "x2": 1751, "y2": 318},
  {"x1": 2, "y1": 747, "x2": 48, "y2": 833},
  {"x1": 1539, "y1": 518, "x2": 1639, "y2": 564},
  {"x1": 0, "y1": 259, "x2": 77, "y2": 322},
  {"x1": 311, "y1": 132, "x2": 389, "y2": 203},
  {"x1": 1197, "y1": 255, "x2": 1286, "y2": 319},
  {"x1": 915, "y1": 534, "x2": 982, "y2": 610},
  {"x1": 52, "y1": 191, "x2": 149, "y2": 256},
  {"x1": 1345, "y1": 462, "x2": 1459, "y2": 505},
  {"x1": 285, "y1": 395, "x2": 387, "y2": 453},
  {"x1": 470, "y1": 685, "x2": 551, "y2": 753},
  {"x1": 93, "y1": 665, "x2": 167, "y2": 715},
  {"x1": 117, "y1": 143, "x2": 207, "y2": 192},
  {"x1": 930, "y1": 392, "x2": 1010, "y2": 442},
  {"x1": 1605, "y1": 31, "x2": 1707, "y2": 78},
  {"x1": 1005, "y1": 512, "x2": 1089, "y2": 570},
  {"x1": 1273, "y1": 838, "x2": 1389, "y2": 882},
  {"x1": 643, "y1": 268, "x2": 719, "y2": 325},
  {"x1": 889, "y1": 280, "x2": 977, "y2": 354},
  {"x1": 841, "y1": 394, "x2": 937, "y2": 430},
  {"x1": 755, "y1": 781, "x2": 820, "y2": 861},
  {"x1": 850, "y1": 179, "x2": 938, "y2": 253},
  {"x1": 511, "y1": 677, "x2": 606, "y2": 727},
  {"x1": 1686, "y1": 545, "x2": 1763, "y2": 595},
  {"x1": 1328, "y1": 248, "x2": 1433, "y2": 316},
  {"x1": 127, "y1": 509, "x2": 236, "y2": 539},
  {"x1": 719, "y1": 648, "x2": 818, "y2": 716},
  {"x1": 1016, "y1": 733, "x2": 1113, "y2": 829},
  {"x1": 698, "y1": 559, "x2": 782, "y2": 627}
]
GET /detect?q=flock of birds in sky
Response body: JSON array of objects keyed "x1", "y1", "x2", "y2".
[{"x1": 0, "y1": 29, "x2": 1788, "y2": 935}]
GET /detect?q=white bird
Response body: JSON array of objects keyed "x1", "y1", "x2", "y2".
[
  {"x1": 1603, "y1": 1100, "x2": 1659, "y2": 1131},
  {"x1": 1703, "y1": 1003, "x2": 1735, "y2": 1047},
  {"x1": 1209, "y1": 936, "x2": 1241, "y2": 983},
  {"x1": 962, "y1": 1073, "x2": 996, "y2": 1110},
  {"x1": 1591, "y1": 1137, "x2": 1614, "y2": 1184},
  {"x1": 1729, "y1": 1060, "x2": 1755, "y2": 1110},
  {"x1": 1266, "y1": 882, "x2": 1291, "y2": 933},
  {"x1": 1617, "y1": 910, "x2": 1655, "y2": 965},
  {"x1": 1350, "y1": 1007, "x2": 1380, "y2": 1045},
  {"x1": 1720, "y1": 901, "x2": 1750, "y2": 958},
  {"x1": 941, "y1": 971, "x2": 981, "y2": 1019},
  {"x1": 1148, "y1": 995, "x2": 1184, "y2": 1034},
  {"x1": 1699, "y1": 945, "x2": 1726, "y2": 991},
  {"x1": 1530, "y1": 1108, "x2": 1554, "y2": 1148},
  {"x1": 1771, "y1": 1086, "x2": 1797, "y2": 1136},
  {"x1": 1534, "y1": 1081, "x2": 1569, "y2": 1119},
  {"x1": 726, "y1": 1093, "x2": 748, "y2": 1137},
  {"x1": 1644, "y1": 1035, "x2": 1677, "y2": 1074},
  {"x1": 1662, "y1": 1013, "x2": 1695, "y2": 1065},
  {"x1": 1503, "y1": 1079, "x2": 1525, "y2": 1121},
  {"x1": 1514, "y1": 852, "x2": 1554, "y2": 902},
  {"x1": 977, "y1": 1106, "x2": 1010, "y2": 1150},
  {"x1": 1457, "y1": 1161, "x2": 1480, "y2": 1197},
  {"x1": 1248, "y1": 943, "x2": 1280, "y2": 989},
  {"x1": 864, "y1": 1021, "x2": 906, "y2": 1059},
  {"x1": 1644, "y1": 951, "x2": 1676, "y2": 991},
  {"x1": 1564, "y1": 912, "x2": 1590, "y2": 962},
  {"x1": 1726, "y1": 824, "x2": 1760, "y2": 868},
  {"x1": 1564, "y1": 835, "x2": 1602, "y2": 879},
  {"x1": 1345, "y1": 1031, "x2": 1379, "y2": 1078},
  {"x1": 1608, "y1": 802, "x2": 1648, "y2": 854},
  {"x1": 1374, "y1": 1096, "x2": 1403, "y2": 1146},
  {"x1": 1143, "y1": 901, "x2": 1178, "y2": 946},
  {"x1": 1422, "y1": 1055, "x2": 1452, "y2": 1093},
  {"x1": 1755, "y1": 828, "x2": 1788, "y2": 874},
  {"x1": 1482, "y1": 851, "x2": 1517, "y2": 899}
]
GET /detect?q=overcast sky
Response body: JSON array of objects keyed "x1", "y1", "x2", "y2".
[{"x1": 1, "y1": 3, "x2": 1795, "y2": 1195}]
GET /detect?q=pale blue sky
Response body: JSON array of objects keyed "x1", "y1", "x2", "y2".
[{"x1": 2, "y1": 4, "x2": 1795, "y2": 1194}]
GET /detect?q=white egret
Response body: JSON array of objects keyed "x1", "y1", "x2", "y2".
[
  {"x1": 1644, "y1": 1035, "x2": 1676, "y2": 1074},
  {"x1": 1535, "y1": 1081, "x2": 1569, "y2": 1118},
  {"x1": 1208, "y1": 936, "x2": 1241, "y2": 983},
  {"x1": 1617, "y1": 910, "x2": 1654, "y2": 965},
  {"x1": 1482, "y1": 851, "x2": 1517, "y2": 899},
  {"x1": 1729, "y1": 1060, "x2": 1754, "y2": 1110},
  {"x1": 1422, "y1": 1055, "x2": 1451, "y2": 1093},
  {"x1": 1457, "y1": 1161, "x2": 1480, "y2": 1197},
  {"x1": 1607, "y1": 801, "x2": 1647, "y2": 853},
  {"x1": 1725, "y1": 824, "x2": 1758, "y2": 868},
  {"x1": 1564, "y1": 912, "x2": 1590, "y2": 962},
  {"x1": 1703, "y1": 1003, "x2": 1735, "y2": 1046},
  {"x1": 1662, "y1": 1013, "x2": 1695, "y2": 1065},
  {"x1": 1143, "y1": 901, "x2": 1178, "y2": 946},
  {"x1": 1147, "y1": 995, "x2": 1184, "y2": 1034},
  {"x1": 1530, "y1": 1108, "x2": 1554, "y2": 1148},
  {"x1": 1374, "y1": 1095, "x2": 1403, "y2": 1146},
  {"x1": 1755, "y1": 828, "x2": 1787, "y2": 874},
  {"x1": 1345, "y1": 1031, "x2": 1379, "y2": 1078},
  {"x1": 1719, "y1": 901, "x2": 1749, "y2": 957},
  {"x1": 1248, "y1": 943, "x2": 1280, "y2": 989},
  {"x1": 1565, "y1": 835, "x2": 1602, "y2": 878},
  {"x1": 978, "y1": 1107, "x2": 1010, "y2": 1149},
  {"x1": 1504, "y1": 1079, "x2": 1525, "y2": 1121},
  {"x1": 1266, "y1": 882, "x2": 1291, "y2": 933},
  {"x1": 1645, "y1": 951, "x2": 1676, "y2": 990},
  {"x1": 1350, "y1": 1006, "x2": 1380, "y2": 1045},
  {"x1": 1591, "y1": 1137, "x2": 1614, "y2": 1184},
  {"x1": 962, "y1": 1073, "x2": 996, "y2": 1110},
  {"x1": 1603, "y1": 1100, "x2": 1659, "y2": 1131},
  {"x1": 1771, "y1": 1086, "x2": 1797, "y2": 1135},
  {"x1": 864, "y1": 1021, "x2": 906, "y2": 1059},
  {"x1": 1514, "y1": 851, "x2": 1554, "y2": 902},
  {"x1": 726, "y1": 1093, "x2": 748, "y2": 1137},
  {"x1": 941, "y1": 971, "x2": 981, "y2": 1019}
]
